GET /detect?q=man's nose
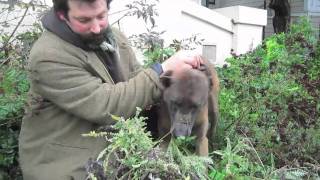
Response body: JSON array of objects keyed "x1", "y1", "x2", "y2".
[{"x1": 90, "y1": 20, "x2": 101, "y2": 34}]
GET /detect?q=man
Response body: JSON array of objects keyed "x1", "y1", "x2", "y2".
[
  {"x1": 18, "y1": 0, "x2": 202, "y2": 179},
  {"x1": 269, "y1": 0, "x2": 291, "y2": 33}
]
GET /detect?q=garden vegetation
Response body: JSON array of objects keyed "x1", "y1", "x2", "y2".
[{"x1": 0, "y1": 1, "x2": 319, "y2": 179}]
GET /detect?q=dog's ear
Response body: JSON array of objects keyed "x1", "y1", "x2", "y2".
[
  {"x1": 198, "y1": 63, "x2": 211, "y2": 75},
  {"x1": 198, "y1": 64, "x2": 213, "y2": 90},
  {"x1": 160, "y1": 70, "x2": 173, "y2": 88}
]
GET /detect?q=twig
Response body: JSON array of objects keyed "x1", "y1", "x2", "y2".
[
  {"x1": 223, "y1": 107, "x2": 252, "y2": 132},
  {"x1": 0, "y1": 57, "x2": 10, "y2": 68},
  {"x1": 0, "y1": 0, "x2": 33, "y2": 52},
  {"x1": 304, "y1": 162, "x2": 320, "y2": 172},
  {"x1": 153, "y1": 126, "x2": 174, "y2": 148},
  {"x1": 240, "y1": 129, "x2": 265, "y2": 168},
  {"x1": 118, "y1": 167, "x2": 135, "y2": 180},
  {"x1": 111, "y1": 12, "x2": 131, "y2": 26},
  {"x1": 109, "y1": 8, "x2": 131, "y2": 16},
  {"x1": 223, "y1": 120, "x2": 237, "y2": 132},
  {"x1": 0, "y1": 7, "x2": 9, "y2": 16}
]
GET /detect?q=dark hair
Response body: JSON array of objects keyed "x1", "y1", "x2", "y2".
[{"x1": 53, "y1": 0, "x2": 112, "y2": 14}]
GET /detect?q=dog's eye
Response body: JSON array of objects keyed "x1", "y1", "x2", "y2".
[{"x1": 190, "y1": 104, "x2": 199, "y2": 111}]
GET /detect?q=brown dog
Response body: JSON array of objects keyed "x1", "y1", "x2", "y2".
[{"x1": 157, "y1": 59, "x2": 219, "y2": 156}]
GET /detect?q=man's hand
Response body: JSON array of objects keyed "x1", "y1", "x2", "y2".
[{"x1": 161, "y1": 50, "x2": 203, "y2": 73}]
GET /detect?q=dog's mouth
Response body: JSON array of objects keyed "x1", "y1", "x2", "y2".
[
  {"x1": 172, "y1": 121, "x2": 194, "y2": 137},
  {"x1": 169, "y1": 110, "x2": 196, "y2": 137}
]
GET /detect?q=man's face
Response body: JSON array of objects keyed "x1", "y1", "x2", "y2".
[{"x1": 60, "y1": 0, "x2": 109, "y2": 45}]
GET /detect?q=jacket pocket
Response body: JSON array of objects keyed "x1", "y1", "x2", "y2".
[
  {"x1": 39, "y1": 142, "x2": 90, "y2": 168},
  {"x1": 38, "y1": 142, "x2": 91, "y2": 179}
]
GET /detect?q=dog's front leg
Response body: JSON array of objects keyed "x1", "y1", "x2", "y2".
[
  {"x1": 195, "y1": 107, "x2": 209, "y2": 156},
  {"x1": 157, "y1": 103, "x2": 172, "y2": 152}
]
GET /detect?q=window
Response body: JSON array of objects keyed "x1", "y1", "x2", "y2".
[
  {"x1": 203, "y1": 0, "x2": 216, "y2": 9},
  {"x1": 0, "y1": 0, "x2": 17, "y2": 7},
  {"x1": 206, "y1": 0, "x2": 215, "y2": 6},
  {"x1": 202, "y1": 44, "x2": 217, "y2": 63}
]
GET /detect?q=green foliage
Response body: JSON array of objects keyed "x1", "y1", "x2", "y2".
[
  {"x1": 212, "y1": 137, "x2": 277, "y2": 179},
  {"x1": 84, "y1": 108, "x2": 212, "y2": 179},
  {"x1": 290, "y1": 16, "x2": 317, "y2": 45},
  {"x1": 211, "y1": 137, "x2": 320, "y2": 179},
  {"x1": 143, "y1": 46, "x2": 175, "y2": 67},
  {"x1": 0, "y1": 67, "x2": 29, "y2": 119},
  {"x1": 216, "y1": 16, "x2": 320, "y2": 178},
  {"x1": 310, "y1": 41, "x2": 320, "y2": 80},
  {"x1": 264, "y1": 33, "x2": 286, "y2": 67},
  {"x1": 0, "y1": 23, "x2": 41, "y2": 179},
  {"x1": 168, "y1": 138, "x2": 213, "y2": 180},
  {"x1": 129, "y1": 27, "x2": 203, "y2": 68},
  {"x1": 0, "y1": 65, "x2": 29, "y2": 179},
  {"x1": 128, "y1": 27, "x2": 174, "y2": 67},
  {"x1": 141, "y1": 34, "x2": 204, "y2": 67}
]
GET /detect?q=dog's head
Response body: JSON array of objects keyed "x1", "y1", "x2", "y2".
[{"x1": 160, "y1": 67, "x2": 210, "y2": 137}]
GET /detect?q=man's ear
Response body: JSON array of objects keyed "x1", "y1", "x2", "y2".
[
  {"x1": 160, "y1": 70, "x2": 173, "y2": 88},
  {"x1": 56, "y1": 11, "x2": 67, "y2": 21}
]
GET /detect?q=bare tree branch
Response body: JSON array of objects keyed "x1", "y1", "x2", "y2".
[
  {"x1": 109, "y1": 8, "x2": 131, "y2": 16},
  {"x1": 0, "y1": 0, "x2": 33, "y2": 52}
]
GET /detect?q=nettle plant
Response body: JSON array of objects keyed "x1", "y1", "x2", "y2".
[
  {"x1": 215, "y1": 16, "x2": 319, "y2": 178},
  {"x1": 84, "y1": 108, "x2": 212, "y2": 180}
]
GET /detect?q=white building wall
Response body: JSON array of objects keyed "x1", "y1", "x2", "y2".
[
  {"x1": 214, "y1": 5, "x2": 267, "y2": 54},
  {"x1": 178, "y1": 1, "x2": 234, "y2": 65},
  {"x1": 0, "y1": 5, "x2": 47, "y2": 34},
  {"x1": 233, "y1": 24, "x2": 264, "y2": 54}
]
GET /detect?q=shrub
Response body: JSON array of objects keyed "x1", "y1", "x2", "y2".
[
  {"x1": 215, "y1": 16, "x2": 320, "y2": 178},
  {"x1": 0, "y1": 25, "x2": 41, "y2": 179},
  {"x1": 0, "y1": 65, "x2": 29, "y2": 179}
]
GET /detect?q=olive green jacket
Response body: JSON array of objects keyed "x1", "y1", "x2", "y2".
[{"x1": 19, "y1": 28, "x2": 161, "y2": 180}]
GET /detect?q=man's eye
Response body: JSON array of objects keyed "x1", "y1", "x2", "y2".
[
  {"x1": 78, "y1": 18, "x2": 90, "y2": 23},
  {"x1": 97, "y1": 15, "x2": 106, "y2": 20}
]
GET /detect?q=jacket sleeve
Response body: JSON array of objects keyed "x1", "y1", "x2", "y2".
[{"x1": 29, "y1": 48, "x2": 162, "y2": 125}]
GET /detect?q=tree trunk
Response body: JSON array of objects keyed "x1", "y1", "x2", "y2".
[{"x1": 268, "y1": 0, "x2": 291, "y2": 33}]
